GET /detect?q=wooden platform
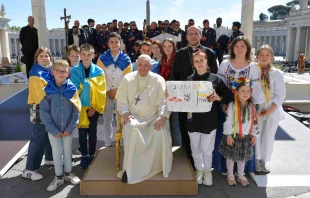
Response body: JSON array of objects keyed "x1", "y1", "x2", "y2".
[{"x1": 80, "y1": 147, "x2": 198, "y2": 195}]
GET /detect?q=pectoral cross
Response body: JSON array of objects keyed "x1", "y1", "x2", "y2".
[{"x1": 135, "y1": 96, "x2": 141, "y2": 105}]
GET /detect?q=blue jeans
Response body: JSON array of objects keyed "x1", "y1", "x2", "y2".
[
  {"x1": 170, "y1": 112, "x2": 182, "y2": 146},
  {"x1": 78, "y1": 112, "x2": 99, "y2": 156},
  {"x1": 48, "y1": 133, "x2": 72, "y2": 176},
  {"x1": 25, "y1": 123, "x2": 53, "y2": 171}
]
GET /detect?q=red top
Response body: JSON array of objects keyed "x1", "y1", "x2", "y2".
[{"x1": 160, "y1": 54, "x2": 175, "y2": 81}]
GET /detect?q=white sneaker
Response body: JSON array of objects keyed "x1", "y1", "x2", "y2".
[
  {"x1": 46, "y1": 176, "x2": 64, "y2": 192},
  {"x1": 44, "y1": 160, "x2": 54, "y2": 166},
  {"x1": 256, "y1": 159, "x2": 262, "y2": 172},
  {"x1": 203, "y1": 171, "x2": 213, "y2": 186},
  {"x1": 260, "y1": 160, "x2": 270, "y2": 173},
  {"x1": 64, "y1": 173, "x2": 81, "y2": 185},
  {"x1": 22, "y1": 170, "x2": 43, "y2": 181},
  {"x1": 195, "y1": 170, "x2": 203, "y2": 184}
]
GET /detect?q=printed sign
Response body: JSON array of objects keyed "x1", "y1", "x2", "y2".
[{"x1": 167, "y1": 81, "x2": 214, "y2": 112}]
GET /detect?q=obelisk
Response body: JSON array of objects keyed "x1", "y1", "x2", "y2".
[
  {"x1": 146, "y1": 0, "x2": 150, "y2": 25},
  {"x1": 31, "y1": 0, "x2": 49, "y2": 48}
]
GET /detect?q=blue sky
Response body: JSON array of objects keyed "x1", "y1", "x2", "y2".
[{"x1": 4, "y1": 0, "x2": 289, "y2": 30}]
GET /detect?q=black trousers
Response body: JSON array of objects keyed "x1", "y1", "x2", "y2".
[
  {"x1": 78, "y1": 112, "x2": 100, "y2": 156},
  {"x1": 24, "y1": 54, "x2": 35, "y2": 78},
  {"x1": 215, "y1": 48, "x2": 225, "y2": 65},
  {"x1": 178, "y1": 112, "x2": 194, "y2": 168}
]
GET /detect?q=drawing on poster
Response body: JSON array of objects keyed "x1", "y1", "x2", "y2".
[{"x1": 167, "y1": 81, "x2": 214, "y2": 112}]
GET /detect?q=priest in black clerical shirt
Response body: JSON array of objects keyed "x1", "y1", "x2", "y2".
[{"x1": 169, "y1": 25, "x2": 218, "y2": 167}]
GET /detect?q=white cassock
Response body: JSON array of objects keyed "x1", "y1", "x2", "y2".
[
  {"x1": 256, "y1": 68, "x2": 286, "y2": 162},
  {"x1": 115, "y1": 71, "x2": 172, "y2": 184}
]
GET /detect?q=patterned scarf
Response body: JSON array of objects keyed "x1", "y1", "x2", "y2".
[{"x1": 259, "y1": 64, "x2": 271, "y2": 103}]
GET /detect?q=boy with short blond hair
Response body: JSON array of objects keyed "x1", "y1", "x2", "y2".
[
  {"x1": 70, "y1": 44, "x2": 106, "y2": 169},
  {"x1": 67, "y1": 44, "x2": 80, "y2": 68},
  {"x1": 40, "y1": 59, "x2": 81, "y2": 191}
]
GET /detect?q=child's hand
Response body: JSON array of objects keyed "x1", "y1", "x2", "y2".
[
  {"x1": 55, "y1": 133, "x2": 63, "y2": 138},
  {"x1": 63, "y1": 131, "x2": 71, "y2": 137},
  {"x1": 260, "y1": 108, "x2": 274, "y2": 117},
  {"x1": 207, "y1": 90, "x2": 221, "y2": 102},
  {"x1": 87, "y1": 108, "x2": 96, "y2": 117},
  {"x1": 221, "y1": 104, "x2": 228, "y2": 114},
  {"x1": 251, "y1": 136, "x2": 256, "y2": 146},
  {"x1": 164, "y1": 91, "x2": 169, "y2": 98},
  {"x1": 227, "y1": 136, "x2": 234, "y2": 146}
]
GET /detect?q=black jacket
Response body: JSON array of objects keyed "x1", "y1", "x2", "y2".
[
  {"x1": 187, "y1": 72, "x2": 229, "y2": 134},
  {"x1": 169, "y1": 45, "x2": 218, "y2": 81},
  {"x1": 19, "y1": 25, "x2": 38, "y2": 55}
]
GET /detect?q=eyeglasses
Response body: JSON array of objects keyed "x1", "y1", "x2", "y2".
[{"x1": 54, "y1": 69, "x2": 69, "y2": 75}]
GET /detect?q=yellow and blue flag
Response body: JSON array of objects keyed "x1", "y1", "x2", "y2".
[{"x1": 70, "y1": 63, "x2": 106, "y2": 128}]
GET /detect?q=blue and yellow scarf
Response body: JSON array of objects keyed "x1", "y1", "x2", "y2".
[
  {"x1": 97, "y1": 50, "x2": 132, "y2": 75},
  {"x1": 70, "y1": 63, "x2": 106, "y2": 128},
  {"x1": 43, "y1": 72, "x2": 81, "y2": 112},
  {"x1": 28, "y1": 63, "x2": 51, "y2": 105}
]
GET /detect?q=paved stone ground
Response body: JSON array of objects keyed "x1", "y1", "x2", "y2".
[
  {"x1": 284, "y1": 72, "x2": 310, "y2": 82},
  {"x1": 1, "y1": 72, "x2": 310, "y2": 198},
  {"x1": 1, "y1": 114, "x2": 310, "y2": 198}
]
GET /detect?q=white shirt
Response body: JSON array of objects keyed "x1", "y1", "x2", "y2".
[
  {"x1": 223, "y1": 102, "x2": 260, "y2": 137},
  {"x1": 103, "y1": 53, "x2": 123, "y2": 92},
  {"x1": 73, "y1": 34, "x2": 79, "y2": 46},
  {"x1": 214, "y1": 25, "x2": 228, "y2": 42}
]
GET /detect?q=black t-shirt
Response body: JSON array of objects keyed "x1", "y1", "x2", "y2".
[{"x1": 84, "y1": 67, "x2": 90, "y2": 78}]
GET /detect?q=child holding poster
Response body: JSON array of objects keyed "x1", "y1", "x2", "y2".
[{"x1": 187, "y1": 50, "x2": 228, "y2": 186}]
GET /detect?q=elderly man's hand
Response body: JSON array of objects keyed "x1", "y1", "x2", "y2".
[
  {"x1": 123, "y1": 112, "x2": 135, "y2": 125},
  {"x1": 153, "y1": 116, "x2": 166, "y2": 131}
]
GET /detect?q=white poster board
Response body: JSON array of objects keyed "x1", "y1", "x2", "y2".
[
  {"x1": 167, "y1": 81, "x2": 214, "y2": 112},
  {"x1": 151, "y1": 33, "x2": 178, "y2": 43}
]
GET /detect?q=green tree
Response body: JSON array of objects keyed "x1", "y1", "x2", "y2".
[
  {"x1": 259, "y1": 13, "x2": 269, "y2": 21},
  {"x1": 7, "y1": 25, "x2": 21, "y2": 31},
  {"x1": 268, "y1": 5, "x2": 290, "y2": 20}
]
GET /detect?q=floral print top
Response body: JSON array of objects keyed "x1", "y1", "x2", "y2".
[{"x1": 217, "y1": 59, "x2": 265, "y2": 105}]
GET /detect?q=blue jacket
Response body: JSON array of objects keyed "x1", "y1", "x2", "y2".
[
  {"x1": 201, "y1": 28, "x2": 216, "y2": 49},
  {"x1": 40, "y1": 81, "x2": 80, "y2": 136},
  {"x1": 96, "y1": 31, "x2": 109, "y2": 53},
  {"x1": 126, "y1": 29, "x2": 144, "y2": 51}
]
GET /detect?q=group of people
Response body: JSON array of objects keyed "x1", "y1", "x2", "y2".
[{"x1": 20, "y1": 15, "x2": 286, "y2": 192}]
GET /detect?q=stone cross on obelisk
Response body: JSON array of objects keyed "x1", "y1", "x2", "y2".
[{"x1": 60, "y1": 8, "x2": 71, "y2": 55}]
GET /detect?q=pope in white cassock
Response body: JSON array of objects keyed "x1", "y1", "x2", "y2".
[{"x1": 115, "y1": 54, "x2": 173, "y2": 184}]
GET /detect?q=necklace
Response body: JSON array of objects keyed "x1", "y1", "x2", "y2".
[{"x1": 132, "y1": 74, "x2": 150, "y2": 106}]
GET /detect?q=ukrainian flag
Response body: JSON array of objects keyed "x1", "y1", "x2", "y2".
[
  {"x1": 27, "y1": 63, "x2": 50, "y2": 105},
  {"x1": 70, "y1": 63, "x2": 106, "y2": 128},
  {"x1": 27, "y1": 63, "x2": 81, "y2": 111}
]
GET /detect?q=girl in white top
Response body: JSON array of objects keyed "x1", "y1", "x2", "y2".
[
  {"x1": 255, "y1": 45, "x2": 286, "y2": 173},
  {"x1": 214, "y1": 36, "x2": 265, "y2": 174},
  {"x1": 218, "y1": 77, "x2": 260, "y2": 187}
]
